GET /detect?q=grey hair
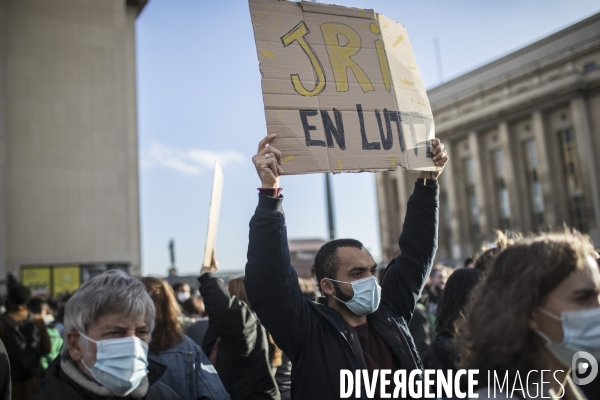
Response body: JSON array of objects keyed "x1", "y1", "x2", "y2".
[{"x1": 61, "y1": 270, "x2": 155, "y2": 358}]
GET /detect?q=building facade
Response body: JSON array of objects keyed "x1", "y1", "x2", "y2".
[
  {"x1": 377, "y1": 13, "x2": 600, "y2": 263},
  {"x1": 0, "y1": 0, "x2": 148, "y2": 294}
]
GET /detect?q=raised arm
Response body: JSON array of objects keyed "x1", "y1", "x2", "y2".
[
  {"x1": 243, "y1": 135, "x2": 313, "y2": 361},
  {"x1": 380, "y1": 139, "x2": 448, "y2": 323},
  {"x1": 198, "y1": 273, "x2": 258, "y2": 359}
]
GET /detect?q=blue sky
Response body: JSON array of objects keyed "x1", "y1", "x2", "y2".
[{"x1": 136, "y1": 0, "x2": 600, "y2": 277}]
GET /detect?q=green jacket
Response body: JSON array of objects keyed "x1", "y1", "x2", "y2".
[{"x1": 40, "y1": 325, "x2": 63, "y2": 372}]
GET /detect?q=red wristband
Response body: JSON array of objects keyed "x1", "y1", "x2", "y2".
[{"x1": 258, "y1": 188, "x2": 283, "y2": 198}]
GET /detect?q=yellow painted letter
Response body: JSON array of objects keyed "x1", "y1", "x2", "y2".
[
  {"x1": 320, "y1": 23, "x2": 374, "y2": 93},
  {"x1": 281, "y1": 21, "x2": 326, "y2": 97}
]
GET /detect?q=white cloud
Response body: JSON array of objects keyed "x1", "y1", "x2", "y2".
[{"x1": 140, "y1": 141, "x2": 245, "y2": 175}]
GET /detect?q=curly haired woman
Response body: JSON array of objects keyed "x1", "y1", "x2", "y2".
[{"x1": 457, "y1": 231, "x2": 600, "y2": 399}]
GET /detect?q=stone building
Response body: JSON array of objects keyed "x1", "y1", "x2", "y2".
[
  {"x1": 377, "y1": 12, "x2": 600, "y2": 263},
  {"x1": 0, "y1": 0, "x2": 148, "y2": 294}
]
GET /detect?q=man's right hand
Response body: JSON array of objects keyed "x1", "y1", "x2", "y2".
[{"x1": 252, "y1": 134, "x2": 283, "y2": 188}]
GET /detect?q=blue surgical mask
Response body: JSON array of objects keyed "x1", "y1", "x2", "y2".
[
  {"x1": 80, "y1": 333, "x2": 149, "y2": 396},
  {"x1": 326, "y1": 276, "x2": 381, "y2": 316},
  {"x1": 535, "y1": 307, "x2": 600, "y2": 367}
]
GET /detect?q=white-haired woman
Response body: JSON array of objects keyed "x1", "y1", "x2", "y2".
[{"x1": 32, "y1": 270, "x2": 181, "y2": 400}]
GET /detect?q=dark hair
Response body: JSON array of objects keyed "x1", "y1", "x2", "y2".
[
  {"x1": 314, "y1": 239, "x2": 364, "y2": 290},
  {"x1": 182, "y1": 297, "x2": 204, "y2": 316},
  {"x1": 47, "y1": 299, "x2": 59, "y2": 312},
  {"x1": 463, "y1": 257, "x2": 474, "y2": 267},
  {"x1": 172, "y1": 282, "x2": 189, "y2": 292},
  {"x1": 6, "y1": 284, "x2": 31, "y2": 312},
  {"x1": 28, "y1": 298, "x2": 47, "y2": 315},
  {"x1": 141, "y1": 277, "x2": 184, "y2": 352},
  {"x1": 435, "y1": 268, "x2": 482, "y2": 337},
  {"x1": 456, "y1": 231, "x2": 595, "y2": 384},
  {"x1": 56, "y1": 304, "x2": 66, "y2": 323}
]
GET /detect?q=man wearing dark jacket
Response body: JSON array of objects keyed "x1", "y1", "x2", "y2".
[
  {"x1": 198, "y1": 269, "x2": 280, "y2": 400},
  {"x1": 245, "y1": 134, "x2": 448, "y2": 399}
]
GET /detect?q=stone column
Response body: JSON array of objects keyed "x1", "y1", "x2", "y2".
[
  {"x1": 440, "y1": 142, "x2": 462, "y2": 259},
  {"x1": 531, "y1": 111, "x2": 556, "y2": 227},
  {"x1": 375, "y1": 172, "x2": 392, "y2": 263},
  {"x1": 394, "y1": 167, "x2": 408, "y2": 230},
  {"x1": 468, "y1": 131, "x2": 489, "y2": 241},
  {"x1": 497, "y1": 121, "x2": 521, "y2": 231},
  {"x1": 571, "y1": 96, "x2": 600, "y2": 243}
]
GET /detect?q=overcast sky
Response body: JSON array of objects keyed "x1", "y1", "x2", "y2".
[{"x1": 136, "y1": 0, "x2": 600, "y2": 277}]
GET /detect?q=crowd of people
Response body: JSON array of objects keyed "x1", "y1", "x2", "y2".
[{"x1": 0, "y1": 135, "x2": 598, "y2": 400}]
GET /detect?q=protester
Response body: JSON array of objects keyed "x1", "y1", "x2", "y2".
[
  {"x1": 472, "y1": 230, "x2": 518, "y2": 273},
  {"x1": 244, "y1": 134, "x2": 448, "y2": 399},
  {"x1": 297, "y1": 278, "x2": 317, "y2": 300},
  {"x1": 173, "y1": 282, "x2": 191, "y2": 305},
  {"x1": 408, "y1": 292, "x2": 433, "y2": 359},
  {"x1": 423, "y1": 268, "x2": 482, "y2": 373},
  {"x1": 182, "y1": 296, "x2": 205, "y2": 318},
  {"x1": 457, "y1": 231, "x2": 600, "y2": 399},
  {"x1": 423, "y1": 265, "x2": 450, "y2": 315},
  {"x1": 0, "y1": 284, "x2": 50, "y2": 400},
  {"x1": 0, "y1": 338, "x2": 10, "y2": 400},
  {"x1": 28, "y1": 298, "x2": 50, "y2": 322},
  {"x1": 49, "y1": 304, "x2": 65, "y2": 340},
  {"x1": 33, "y1": 270, "x2": 181, "y2": 399},
  {"x1": 28, "y1": 298, "x2": 64, "y2": 375},
  {"x1": 199, "y1": 258, "x2": 281, "y2": 400},
  {"x1": 463, "y1": 257, "x2": 475, "y2": 268},
  {"x1": 185, "y1": 317, "x2": 209, "y2": 349},
  {"x1": 140, "y1": 277, "x2": 229, "y2": 400},
  {"x1": 182, "y1": 296, "x2": 209, "y2": 348}
]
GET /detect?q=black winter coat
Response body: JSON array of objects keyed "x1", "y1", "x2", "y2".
[
  {"x1": 423, "y1": 334, "x2": 456, "y2": 371},
  {"x1": 199, "y1": 274, "x2": 280, "y2": 400},
  {"x1": 245, "y1": 181, "x2": 439, "y2": 400},
  {"x1": 33, "y1": 355, "x2": 181, "y2": 400}
]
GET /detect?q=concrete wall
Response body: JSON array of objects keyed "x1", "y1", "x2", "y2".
[
  {"x1": 0, "y1": 1, "x2": 7, "y2": 288},
  {"x1": 1, "y1": 0, "x2": 143, "y2": 286}
]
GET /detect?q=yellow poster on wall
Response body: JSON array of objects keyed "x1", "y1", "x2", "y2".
[
  {"x1": 52, "y1": 265, "x2": 80, "y2": 296},
  {"x1": 21, "y1": 267, "x2": 51, "y2": 297}
]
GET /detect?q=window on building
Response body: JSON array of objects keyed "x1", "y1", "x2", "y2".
[
  {"x1": 463, "y1": 157, "x2": 480, "y2": 246},
  {"x1": 492, "y1": 149, "x2": 511, "y2": 230},
  {"x1": 523, "y1": 140, "x2": 545, "y2": 231},
  {"x1": 558, "y1": 129, "x2": 588, "y2": 232},
  {"x1": 583, "y1": 61, "x2": 597, "y2": 72}
]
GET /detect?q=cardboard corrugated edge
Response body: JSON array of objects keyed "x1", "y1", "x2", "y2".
[{"x1": 202, "y1": 162, "x2": 224, "y2": 268}]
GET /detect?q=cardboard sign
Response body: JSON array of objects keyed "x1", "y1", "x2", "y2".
[
  {"x1": 202, "y1": 162, "x2": 224, "y2": 268},
  {"x1": 249, "y1": 0, "x2": 438, "y2": 174}
]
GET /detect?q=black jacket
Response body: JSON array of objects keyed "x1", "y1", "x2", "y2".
[
  {"x1": 33, "y1": 355, "x2": 181, "y2": 400},
  {"x1": 245, "y1": 181, "x2": 439, "y2": 400},
  {"x1": 0, "y1": 339, "x2": 9, "y2": 400},
  {"x1": 423, "y1": 334, "x2": 456, "y2": 371},
  {"x1": 199, "y1": 274, "x2": 280, "y2": 400}
]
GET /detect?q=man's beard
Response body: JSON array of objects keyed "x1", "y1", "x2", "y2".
[{"x1": 332, "y1": 281, "x2": 354, "y2": 303}]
